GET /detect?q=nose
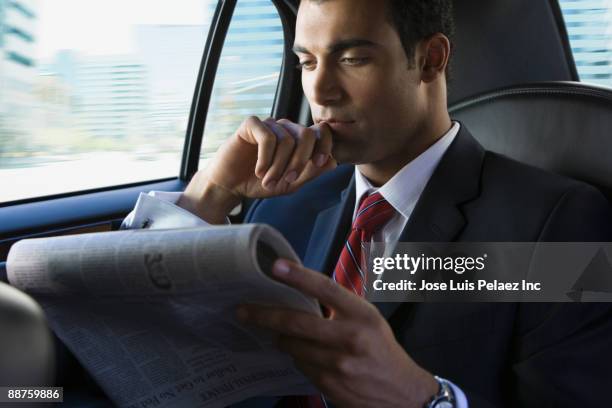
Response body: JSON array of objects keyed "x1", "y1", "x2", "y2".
[{"x1": 307, "y1": 62, "x2": 343, "y2": 107}]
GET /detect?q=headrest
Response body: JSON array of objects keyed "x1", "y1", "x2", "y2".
[
  {"x1": 449, "y1": 82, "x2": 612, "y2": 201},
  {"x1": 0, "y1": 282, "x2": 55, "y2": 386},
  {"x1": 449, "y1": 0, "x2": 576, "y2": 104}
]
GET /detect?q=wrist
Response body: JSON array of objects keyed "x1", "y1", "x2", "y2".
[
  {"x1": 178, "y1": 178, "x2": 242, "y2": 224},
  {"x1": 411, "y1": 369, "x2": 440, "y2": 408},
  {"x1": 424, "y1": 376, "x2": 456, "y2": 408}
]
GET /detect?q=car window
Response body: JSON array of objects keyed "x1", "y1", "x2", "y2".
[
  {"x1": 0, "y1": 0, "x2": 215, "y2": 204},
  {"x1": 199, "y1": 0, "x2": 284, "y2": 168},
  {"x1": 559, "y1": 0, "x2": 612, "y2": 87}
]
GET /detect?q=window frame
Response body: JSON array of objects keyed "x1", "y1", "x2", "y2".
[
  {"x1": 181, "y1": 0, "x2": 303, "y2": 181},
  {"x1": 181, "y1": 0, "x2": 238, "y2": 181},
  {"x1": 553, "y1": 0, "x2": 580, "y2": 82}
]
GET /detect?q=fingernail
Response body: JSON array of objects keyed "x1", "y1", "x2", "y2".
[
  {"x1": 265, "y1": 180, "x2": 277, "y2": 189},
  {"x1": 284, "y1": 171, "x2": 297, "y2": 183},
  {"x1": 236, "y1": 307, "x2": 249, "y2": 321},
  {"x1": 273, "y1": 260, "x2": 291, "y2": 276},
  {"x1": 315, "y1": 154, "x2": 328, "y2": 167}
]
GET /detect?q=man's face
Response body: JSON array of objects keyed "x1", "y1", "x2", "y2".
[{"x1": 295, "y1": 0, "x2": 426, "y2": 165}]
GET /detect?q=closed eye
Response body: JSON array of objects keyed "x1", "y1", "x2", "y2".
[
  {"x1": 296, "y1": 57, "x2": 369, "y2": 70},
  {"x1": 295, "y1": 60, "x2": 316, "y2": 71}
]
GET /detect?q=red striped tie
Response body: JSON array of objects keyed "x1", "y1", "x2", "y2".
[
  {"x1": 278, "y1": 193, "x2": 394, "y2": 408},
  {"x1": 333, "y1": 192, "x2": 395, "y2": 297}
]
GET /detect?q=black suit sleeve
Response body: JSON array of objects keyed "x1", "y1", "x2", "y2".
[
  {"x1": 537, "y1": 184, "x2": 612, "y2": 242},
  {"x1": 509, "y1": 302, "x2": 612, "y2": 407},
  {"x1": 509, "y1": 186, "x2": 612, "y2": 407}
]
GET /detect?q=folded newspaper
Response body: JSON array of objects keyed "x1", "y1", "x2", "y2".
[{"x1": 6, "y1": 224, "x2": 321, "y2": 408}]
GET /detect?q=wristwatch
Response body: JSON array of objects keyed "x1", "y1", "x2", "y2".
[{"x1": 425, "y1": 376, "x2": 456, "y2": 408}]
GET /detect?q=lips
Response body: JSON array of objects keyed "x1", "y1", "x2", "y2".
[
  {"x1": 324, "y1": 122, "x2": 356, "y2": 136},
  {"x1": 316, "y1": 118, "x2": 356, "y2": 134}
]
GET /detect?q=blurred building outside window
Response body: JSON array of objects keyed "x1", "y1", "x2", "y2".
[
  {"x1": 560, "y1": 0, "x2": 612, "y2": 87},
  {"x1": 3, "y1": 1, "x2": 608, "y2": 203},
  {"x1": 0, "y1": 0, "x2": 284, "y2": 204}
]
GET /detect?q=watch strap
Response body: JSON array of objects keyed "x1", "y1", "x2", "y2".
[{"x1": 425, "y1": 375, "x2": 456, "y2": 408}]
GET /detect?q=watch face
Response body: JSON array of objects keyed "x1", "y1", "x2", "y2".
[{"x1": 435, "y1": 402, "x2": 454, "y2": 408}]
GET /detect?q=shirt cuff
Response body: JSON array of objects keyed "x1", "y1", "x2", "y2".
[{"x1": 121, "y1": 191, "x2": 213, "y2": 230}]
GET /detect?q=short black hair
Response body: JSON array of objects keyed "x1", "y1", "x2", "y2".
[
  {"x1": 303, "y1": 0, "x2": 455, "y2": 75},
  {"x1": 387, "y1": 0, "x2": 454, "y2": 71}
]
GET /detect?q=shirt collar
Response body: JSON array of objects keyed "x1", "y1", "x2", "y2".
[{"x1": 354, "y1": 121, "x2": 460, "y2": 220}]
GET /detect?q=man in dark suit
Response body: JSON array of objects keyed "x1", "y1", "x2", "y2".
[
  {"x1": 232, "y1": 129, "x2": 612, "y2": 407},
  {"x1": 142, "y1": 0, "x2": 612, "y2": 406}
]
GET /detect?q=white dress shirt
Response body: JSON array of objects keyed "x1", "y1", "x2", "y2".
[
  {"x1": 121, "y1": 121, "x2": 468, "y2": 407},
  {"x1": 353, "y1": 122, "x2": 460, "y2": 252}
]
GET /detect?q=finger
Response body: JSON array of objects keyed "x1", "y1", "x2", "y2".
[
  {"x1": 270, "y1": 260, "x2": 373, "y2": 318},
  {"x1": 275, "y1": 120, "x2": 332, "y2": 168},
  {"x1": 277, "y1": 120, "x2": 317, "y2": 184},
  {"x1": 263, "y1": 117, "x2": 290, "y2": 142},
  {"x1": 236, "y1": 304, "x2": 349, "y2": 345},
  {"x1": 291, "y1": 156, "x2": 337, "y2": 188},
  {"x1": 274, "y1": 120, "x2": 302, "y2": 139},
  {"x1": 242, "y1": 116, "x2": 278, "y2": 178},
  {"x1": 287, "y1": 122, "x2": 337, "y2": 186},
  {"x1": 311, "y1": 122, "x2": 333, "y2": 168},
  {"x1": 260, "y1": 120, "x2": 296, "y2": 190}
]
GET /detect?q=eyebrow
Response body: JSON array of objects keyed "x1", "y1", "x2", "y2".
[{"x1": 292, "y1": 38, "x2": 380, "y2": 55}]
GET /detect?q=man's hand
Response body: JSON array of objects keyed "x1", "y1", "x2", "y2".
[
  {"x1": 178, "y1": 117, "x2": 337, "y2": 224},
  {"x1": 236, "y1": 260, "x2": 439, "y2": 408}
]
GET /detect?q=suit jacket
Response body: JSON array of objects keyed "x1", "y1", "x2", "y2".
[{"x1": 243, "y1": 125, "x2": 612, "y2": 407}]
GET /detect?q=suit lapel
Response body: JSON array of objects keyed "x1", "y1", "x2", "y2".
[
  {"x1": 399, "y1": 126, "x2": 485, "y2": 242},
  {"x1": 375, "y1": 126, "x2": 486, "y2": 319},
  {"x1": 303, "y1": 176, "x2": 355, "y2": 274}
]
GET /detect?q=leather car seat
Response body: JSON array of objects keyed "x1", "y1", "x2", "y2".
[
  {"x1": 0, "y1": 281, "x2": 55, "y2": 387},
  {"x1": 449, "y1": 81, "x2": 612, "y2": 203}
]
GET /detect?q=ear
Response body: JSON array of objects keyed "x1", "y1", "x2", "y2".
[{"x1": 419, "y1": 34, "x2": 451, "y2": 83}]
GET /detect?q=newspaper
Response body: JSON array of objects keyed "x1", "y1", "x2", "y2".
[{"x1": 6, "y1": 224, "x2": 321, "y2": 408}]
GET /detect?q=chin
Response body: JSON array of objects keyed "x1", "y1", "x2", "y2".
[
  {"x1": 331, "y1": 149, "x2": 370, "y2": 166},
  {"x1": 331, "y1": 144, "x2": 355, "y2": 165}
]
